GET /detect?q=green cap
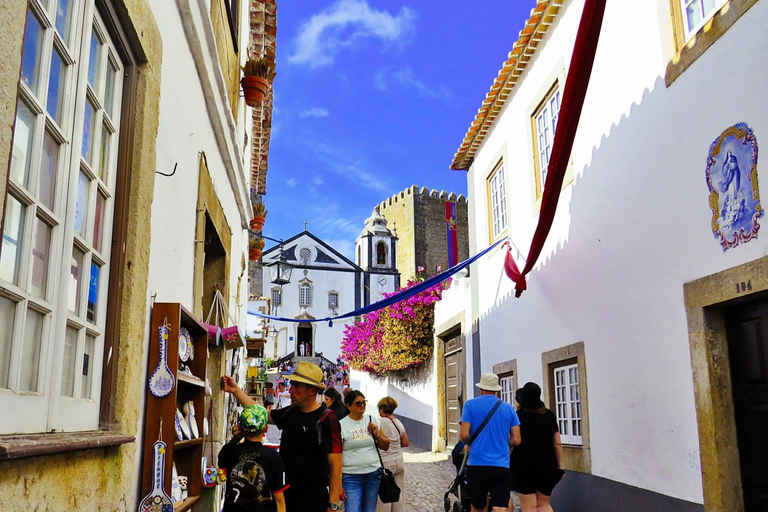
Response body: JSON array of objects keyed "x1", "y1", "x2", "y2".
[{"x1": 239, "y1": 404, "x2": 268, "y2": 434}]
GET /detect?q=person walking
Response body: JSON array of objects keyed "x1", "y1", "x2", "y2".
[
  {"x1": 459, "y1": 373, "x2": 521, "y2": 512},
  {"x1": 375, "y1": 397, "x2": 409, "y2": 512},
  {"x1": 323, "y1": 387, "x2": 349, "y2": 421},
  {"x1": 510, "y1": 382, "x2": 564, "y2": 512},
  {"x1": 218, "y1": 404, "x2": 288, "y2": 512},
  {"x1": 276, "y1": 381, "x2": 292, "y2": 409},
  {"x1": 263, "y1": 382, "x2": 276, "y2": 409},
  {"x1": 222, "y1": 362, "x2": 343, "y2": 512},
  {"x1": 340, "y1": 390, "x2": 390, "y2": 512}
]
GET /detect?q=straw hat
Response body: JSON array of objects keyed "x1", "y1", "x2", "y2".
[
  {"x1": 286, "y1": 361, "x2": 327, "y2": 389},
  {"x1": 475, "y1": 373, "x2": 502, "y2": 392}
]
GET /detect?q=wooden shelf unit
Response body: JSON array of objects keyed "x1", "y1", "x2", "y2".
[{"x1": 141, "y1": 302, "x2": 209, "y2": 507}]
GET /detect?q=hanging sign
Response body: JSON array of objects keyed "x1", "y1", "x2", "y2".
[
  {"x1": 138, "y1": 441, "x2": 173, "y2": 512},
  {"x1": 706, "y1": 122, "x2": 762, "y2": 251},
  {"x1": 149, "y1": 324, "x2": 175, "y2": 398}
]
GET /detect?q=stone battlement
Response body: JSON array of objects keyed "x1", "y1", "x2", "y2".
[{"x1": 379, "y1": 185, "x2": 467, "y2": 211}]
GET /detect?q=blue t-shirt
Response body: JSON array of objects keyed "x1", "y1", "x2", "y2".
[{"x1": 460, "y1": 395, "x2": 520, "y2": 468}]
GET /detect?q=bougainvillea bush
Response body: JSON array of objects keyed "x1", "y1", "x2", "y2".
[{"x1": 341, "y1": 279, "x2": 446, "y2": 377}]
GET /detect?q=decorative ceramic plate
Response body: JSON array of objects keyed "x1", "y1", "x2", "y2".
[
  {"x1": 174, "y1": 414, "x2": 184, "y2": 441},
  {"x1": 188, "y1": 336, "x2": 194, "y2": 361},
  {"x1": 176, "y1": 408, "x2": 191, "y2": 440},
  {"x1": 179, "y1": 328, "x2": 191, "y2": 362}
]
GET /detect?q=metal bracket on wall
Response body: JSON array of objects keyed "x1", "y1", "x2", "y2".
[{"x1": 156, "y1": 162, "x2": 178, "y2": 177}]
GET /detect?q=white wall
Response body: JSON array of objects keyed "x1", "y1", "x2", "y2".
[{"x1": 461, "y1": 0, "x2": 768, "y2": 505}]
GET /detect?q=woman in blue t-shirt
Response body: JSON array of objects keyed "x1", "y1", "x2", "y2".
[{"x1": 339, "y1": 390, "x2": 390, "y2": 512}]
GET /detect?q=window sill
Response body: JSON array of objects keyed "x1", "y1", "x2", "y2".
[
  {"x1": 666, "y1": 0, "x2": 758, "y2": 87},
  {"x1": 0, "y1": 430, "x2": 134, "y2": 461}
]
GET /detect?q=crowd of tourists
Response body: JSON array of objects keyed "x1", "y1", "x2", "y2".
[{"x1": 218, "y1": 361, "x2": 408, "y2": 512}]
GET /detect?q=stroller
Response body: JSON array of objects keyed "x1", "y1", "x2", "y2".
[{"x1": 443, "y1": 441, "x2": 472, "y2": 512}]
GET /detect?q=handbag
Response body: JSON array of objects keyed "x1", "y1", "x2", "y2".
[{"x1": 371, "y1": 415, "x2": 401, "y2": 503}]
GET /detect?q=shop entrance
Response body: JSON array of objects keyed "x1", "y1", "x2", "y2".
[{"x1": 724, "y1": 297, "x2": 768, "y2": 512}]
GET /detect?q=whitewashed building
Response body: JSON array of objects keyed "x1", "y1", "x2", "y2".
[
  {"x1": 434, "y1": 1, "x2": 768, "y2": 512},
  {"x1": 258, "y1": 226, "x2": 399, "y2": 361}
]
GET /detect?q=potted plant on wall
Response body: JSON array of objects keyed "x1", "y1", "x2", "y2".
[
  {"x1": 249, "y1": 236, "x2": 265, "y2": 262},
  {"x1": 241, "y1": 56, "x2": 276, "y2": 107},
  {"x1": 250, "y1": 203, "x2": 268, "y2": 232}
]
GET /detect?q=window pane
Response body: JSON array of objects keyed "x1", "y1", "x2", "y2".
[
  {"x1": 0, "y1": 296, "x2": 15, "y2": 389},
  {"x1": 87, "y1": 261, "x2": 100, "y2": 323},
  {"x1": 93, "y1": 192, "x2": 105, "y2": 253},
  {"x1": 686, "y1": 1, "x2": 702, "y2": 30},
  {"x1": 104, "y1": 60, "x2": 117, "y2": 118},
  {"x1": 81, "y1": 335, "x2": 95, "y2": 398},
  {"x1": 47, "y1": 47, "x2": 66, "y2": 124},
  {"x1": 0, "y1": 196, "x2": 25, "y2": 285},
  {"x1": 68, "y1": 248, "x2": 84, "y2": 313},
  {"x1": 39, "y1": 130, "x2": 60, "y2": 211},
  {"x1": 74, "y1": 171, "x2": 88, "y2": 236},
  {"x1": 31, "y1": 218, "x2": 52, "y2": 299},
  {"x1": 81, "y1": 98, "x2": 96, "y2": 163},
  {"x1": 10, "y1": 100, "x2": 36, "y2": 187},
  {"x1": 55, "y1": 0, "x2": 73, "y2": 43},
  {"x1": 21, "y1": 10, "x2": 44, "y2": 92},
  {"x1": 61, "y1": 326, "x2": 77, "y2": 396},
  {"x1": 87, "y1": 30, "x2": 101, "y2": 88},
  {"x1": 19, "y1": 308, "x2": 44, "y2": 392},
  {"x1": 98, "y1": 123, "x2": 110, "y2": 181}
]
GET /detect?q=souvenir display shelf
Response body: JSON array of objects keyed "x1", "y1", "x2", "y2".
[{"x1": 141, "y1": 302, "x2": 208, "y2": 512}]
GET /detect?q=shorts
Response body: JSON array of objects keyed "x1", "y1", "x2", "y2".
[
  {"x1": 466, "y1": 466, "x2": 511, "y2": 509},
  {"x1": 510, "y1": 467, "x2": 561, "y2": 496}
]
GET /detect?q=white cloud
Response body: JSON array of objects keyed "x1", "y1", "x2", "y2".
[
  {"x1": 286, "y1": 178, "x2": 297, "y2": 188},
  {"x1": 289, "y1": 0, "x2": 416, "y2": 68},
  {"x1": 374, "y1": 67, "x2": 453, "y2": 99},
  {"x1": 313, "y1": 175, "x2": 324, "y2": 185},
  {"x1": 300, "y1": 107, "x2": 330, "y2": 118},
  {"x1": 298, "y1": 138, "x2": 391, "y2": 193},
  {"x1": 323, "y1": 239, "x2": 356, "y2": 261}
]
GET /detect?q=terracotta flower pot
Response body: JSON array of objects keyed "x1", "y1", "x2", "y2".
[
  {"x1": 249, "y1": 248, "x2": 263, "y2": 261},
  {"x1": 250, "y1": 215, "x2": 266, "y2": 232},
  {"x1": 242, "y1": 76, "x2": 269, "y2": 107}
]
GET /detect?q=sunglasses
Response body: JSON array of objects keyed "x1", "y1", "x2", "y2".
[{"x1": 352, "y1": 400, "x2": 368, "y2": 407}]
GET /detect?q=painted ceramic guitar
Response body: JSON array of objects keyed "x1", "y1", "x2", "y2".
[
  {"x1": 138, "y1": 441, "x2": 173, "y2": 512},
  {"x1": 149, "y1": 324, "x2": 174, "y2": 398}
]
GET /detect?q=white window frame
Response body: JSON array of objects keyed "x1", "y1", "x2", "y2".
[
  {"x1": 533, "y1": 86, "x2": 561, "y2": 197},
  {"x1": 487, "y1": 163, "x2": 507, "y2": 241},
  {"x1": 299, "y1": 283, "x2": 311, "y2": 307},
  {"x1": 328, "y1": 291, "x2": 339, "y2": 311},
  {"x1": 553, "y1": 363, "x2": 582, "y2": 446},
  {"x1": 0, "y1": 0, "x2": 124, "y2": 434},
  {"x1": 500, "y1": 375, "x2": 515, "y2": 406},
  {"x1": 299, "y1": 247, "x2": 311, "y2": 265},
  {"x1": 680, "y1": 0, "x2": 726, "y2": 40},
  {"x1": 271, "y1": 287, "x2": 281, "y2": 307}
]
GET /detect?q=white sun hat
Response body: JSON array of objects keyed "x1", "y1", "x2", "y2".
[{"x1": 475, "y1": 373, "x2": 502, "y2": 392}]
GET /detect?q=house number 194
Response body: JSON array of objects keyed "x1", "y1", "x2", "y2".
[{"x1": 736, "y1": 281, "x2": 752, "y2": 293}]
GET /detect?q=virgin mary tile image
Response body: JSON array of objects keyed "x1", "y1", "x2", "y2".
[{"x1": 706, "y1": 122, "x2": 762, "y2": 251}]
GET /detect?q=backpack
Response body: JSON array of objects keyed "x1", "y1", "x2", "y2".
[{"x1": 316, "y1": 408, "x2": 335, "y2": 446}]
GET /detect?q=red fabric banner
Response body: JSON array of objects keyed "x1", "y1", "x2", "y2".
[{"x1": 505, "y1": 0, "x2": 607, "y2": 297}]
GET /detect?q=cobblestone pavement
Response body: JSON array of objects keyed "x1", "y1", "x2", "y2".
[{"x1": 402, "y1": 445, "x2": 521, "y2": 512}]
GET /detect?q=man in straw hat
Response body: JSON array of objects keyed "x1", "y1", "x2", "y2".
[
  {"x1": 459, "y1": 373, "x2": 522, "y2": 512},
  {"x1": 222, "y1": 361, "x2": 343, "y2": 512}
]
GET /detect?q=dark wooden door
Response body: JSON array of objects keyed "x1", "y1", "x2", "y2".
[
  {"x1": 444, "y1": 332, "x2": 464, "y2": 448},
  {"x1": 725, "y1": 299, "x2": 768, "y2": 512}
]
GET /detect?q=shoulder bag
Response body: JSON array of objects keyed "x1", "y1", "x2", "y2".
[{"x1": 371, "y1": 415, "x2": 401, "y2": 503}]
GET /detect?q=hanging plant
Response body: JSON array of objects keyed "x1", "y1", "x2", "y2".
[
  {"x1": 251, "y1": 203, "x2": 268, "y2": 232},
  {"x1": 249, "y1": 236, "x2": 265, "y2": 262},
  {"x1": 341, "y1": 279, "x2": 446, "y2": 377},
  {"x1": 241, "y1": 56, "x2": 276, "y2": 107}
]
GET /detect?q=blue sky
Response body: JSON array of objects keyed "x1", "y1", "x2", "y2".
[{"x1": 264, "y1": 0, "x2": 535, "y2": 258}]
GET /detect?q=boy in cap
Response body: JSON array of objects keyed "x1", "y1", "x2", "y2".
[{"x1": 218, "y1": 404, "x2": 288, "y2": 512}]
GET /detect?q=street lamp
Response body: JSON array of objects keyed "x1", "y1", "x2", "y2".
[{"x1": 267, "y1": 245, "x2": 293, "y2": 286}]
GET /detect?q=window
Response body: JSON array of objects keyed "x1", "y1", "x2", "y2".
[
  {"x1": 0, "y1": 1, "x2": 125, "y2": 434},
  {"x1": 271, "y1": 288, "x2": 281, "y2": 307},
  {"x1": 500, "y1": 375, "x2": 515, "y2": 405},
  {"x1": 300, "y1": 247, "x2": 311, "y2": 265},
  {"x1": 487, "y1": 163, "x2": 507, "y2": 240},
  {"x1": 299, "y1": 283, "x2": 311, "y2": 307},
  {"x1": 553, "y1": 364, "x2": 582, "y2": 445},
  {"x1": 680, "y1": 0, "x2": 726, "y2": 40},
  {"x1": 533, "y1": 85, "x2": 561, "y2": 197},
  {"x1": 328, "y1": 291, "x2": 339, "y2": 311},
  {"x1": 376, "y1": 242, "x2": 387, "y2": 265}
]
